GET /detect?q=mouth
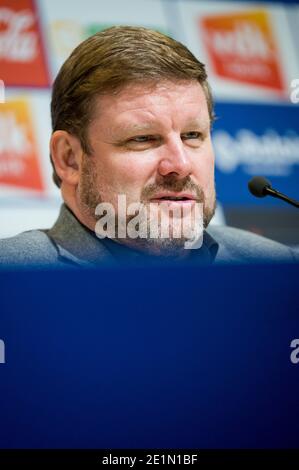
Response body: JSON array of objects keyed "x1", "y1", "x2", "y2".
[{"x1": 150, "y1": 193, "x2": 197, "y2": 204}]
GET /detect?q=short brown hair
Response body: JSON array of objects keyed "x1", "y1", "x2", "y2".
[{"x1": 50, "y1": 25, "x2": 214, "y2": 187}]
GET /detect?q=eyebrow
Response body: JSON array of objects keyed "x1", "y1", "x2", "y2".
[
  {"x1": 108, "y1": 118, "x2": 210, "y2": 142},
  {"x1": 183, "y1": 118, "x2": 211, "y2": 131},
  {"x1": 114, "y1": 122, "x2": 158, "y2": 134},
  {"x1": 113, "y1": 118, "x2": 210, "y2": 136}
]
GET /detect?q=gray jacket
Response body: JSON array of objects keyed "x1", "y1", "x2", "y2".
[{"x1": 0, "y1": 204, "x2": 297, "y2": 268}]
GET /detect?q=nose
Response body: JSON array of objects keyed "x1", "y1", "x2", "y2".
[{"x1": 157, "y1": 137, "x2": 192, "y2": 179}]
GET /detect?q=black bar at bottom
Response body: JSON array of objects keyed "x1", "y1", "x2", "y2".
[{"x1": 0, "y1": 449, "x2": 298, "y2": 466}]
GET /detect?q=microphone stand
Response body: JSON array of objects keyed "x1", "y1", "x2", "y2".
[{"x1": 264, "y1": 187, "x2": 299, "y2": 209}]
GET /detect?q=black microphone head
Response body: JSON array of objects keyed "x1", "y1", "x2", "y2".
[{"x1": 248, "y1": 176, "x2": 272, "y2": 198}]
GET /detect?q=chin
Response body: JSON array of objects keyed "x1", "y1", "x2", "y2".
[{"x1": 132, "y1": 236, "x2": 196, "y2": 257}]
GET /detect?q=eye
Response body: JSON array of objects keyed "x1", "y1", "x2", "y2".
[
  {"x1": 181, "y1": 131, "x2": 205, "y2": 148},
  {"x1": 124, "y1": 135, "x2": 160, "y2": 150},
  {"x1": 181, "y1": 131, "x2": 202, "y2": 140},
  {"x1": 130, "y1": 135, "x2": 156, "y2": 143}
]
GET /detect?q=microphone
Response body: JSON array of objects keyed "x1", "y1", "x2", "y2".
[{"x1": 248, "y1": 176, "x2": 299, "y2": 209}]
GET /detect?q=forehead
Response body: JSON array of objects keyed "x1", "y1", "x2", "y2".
[{"x1": 91, "y1": 81, "x2": 210, "y2": 132}]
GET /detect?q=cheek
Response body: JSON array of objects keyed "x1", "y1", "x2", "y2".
[
  {"x1": 204, "y1": 152, "x2": 216, "y2": 205},
  {"x1": 95, "y1": 152, "x2": 155, "y2": 199},
  {"x1": 193, "y1": 146, "x2": 215, "y2": 185},
  {"x1": 204, "y1": 154, "x2": 215, "y2": 199}
]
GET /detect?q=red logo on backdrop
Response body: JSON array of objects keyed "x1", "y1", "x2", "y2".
[
  {"x1": 0, "y1": 0, "x2": 50, "y2": 87},
  {"x1": 200, "y1": 10, "x2": 284, "y2": 92}
]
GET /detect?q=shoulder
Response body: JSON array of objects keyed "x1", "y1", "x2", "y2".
[
  {"x1": 207, "y1": 225, "x2": 298, "y2": 264},
  {"x1": 0, "y1": 230, "x2": 60, "y2": 267}
]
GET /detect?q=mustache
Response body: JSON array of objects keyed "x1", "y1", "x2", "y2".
[{"x1": 141, "y1": 176, "x2": 205, "y2": 202}]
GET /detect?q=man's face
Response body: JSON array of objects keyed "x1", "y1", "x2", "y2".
[{"x1": 77, "y1": 80, "x2": 216, "y2": 254}]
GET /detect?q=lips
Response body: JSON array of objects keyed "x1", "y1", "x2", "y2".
[{"x1": 150, "y1": 193, "x2": 197, "y2": 203}]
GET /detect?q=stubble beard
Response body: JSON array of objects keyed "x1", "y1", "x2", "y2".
[{"x1": 78, "y1": 156, "x2": 216, "y2": 256}]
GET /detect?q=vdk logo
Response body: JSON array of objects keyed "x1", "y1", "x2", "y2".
[{"x1": 200, "y1": 10, "x2": 284, "y2": 92}]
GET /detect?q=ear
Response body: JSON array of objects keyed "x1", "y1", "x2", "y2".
[{"x1": 50, "y1": 131, "x2": 83, "y2": 186}]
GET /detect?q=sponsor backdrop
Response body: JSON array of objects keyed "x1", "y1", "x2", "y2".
[{"x1": 0, "y1": 0, "x2": 298, "y2": 245}]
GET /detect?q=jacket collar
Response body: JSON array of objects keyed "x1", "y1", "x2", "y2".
[{"x1": 47, "y1": 204, "x2": 118, "y2": 267}]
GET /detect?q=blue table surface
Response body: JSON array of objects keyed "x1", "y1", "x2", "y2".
[{"x1": 0, "y1": 263, "x2": 298, "y2": 448}]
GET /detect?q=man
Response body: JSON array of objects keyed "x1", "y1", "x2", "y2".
[{"x1": 0, "y1": 26, "x2": 297, "y2": 267}]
